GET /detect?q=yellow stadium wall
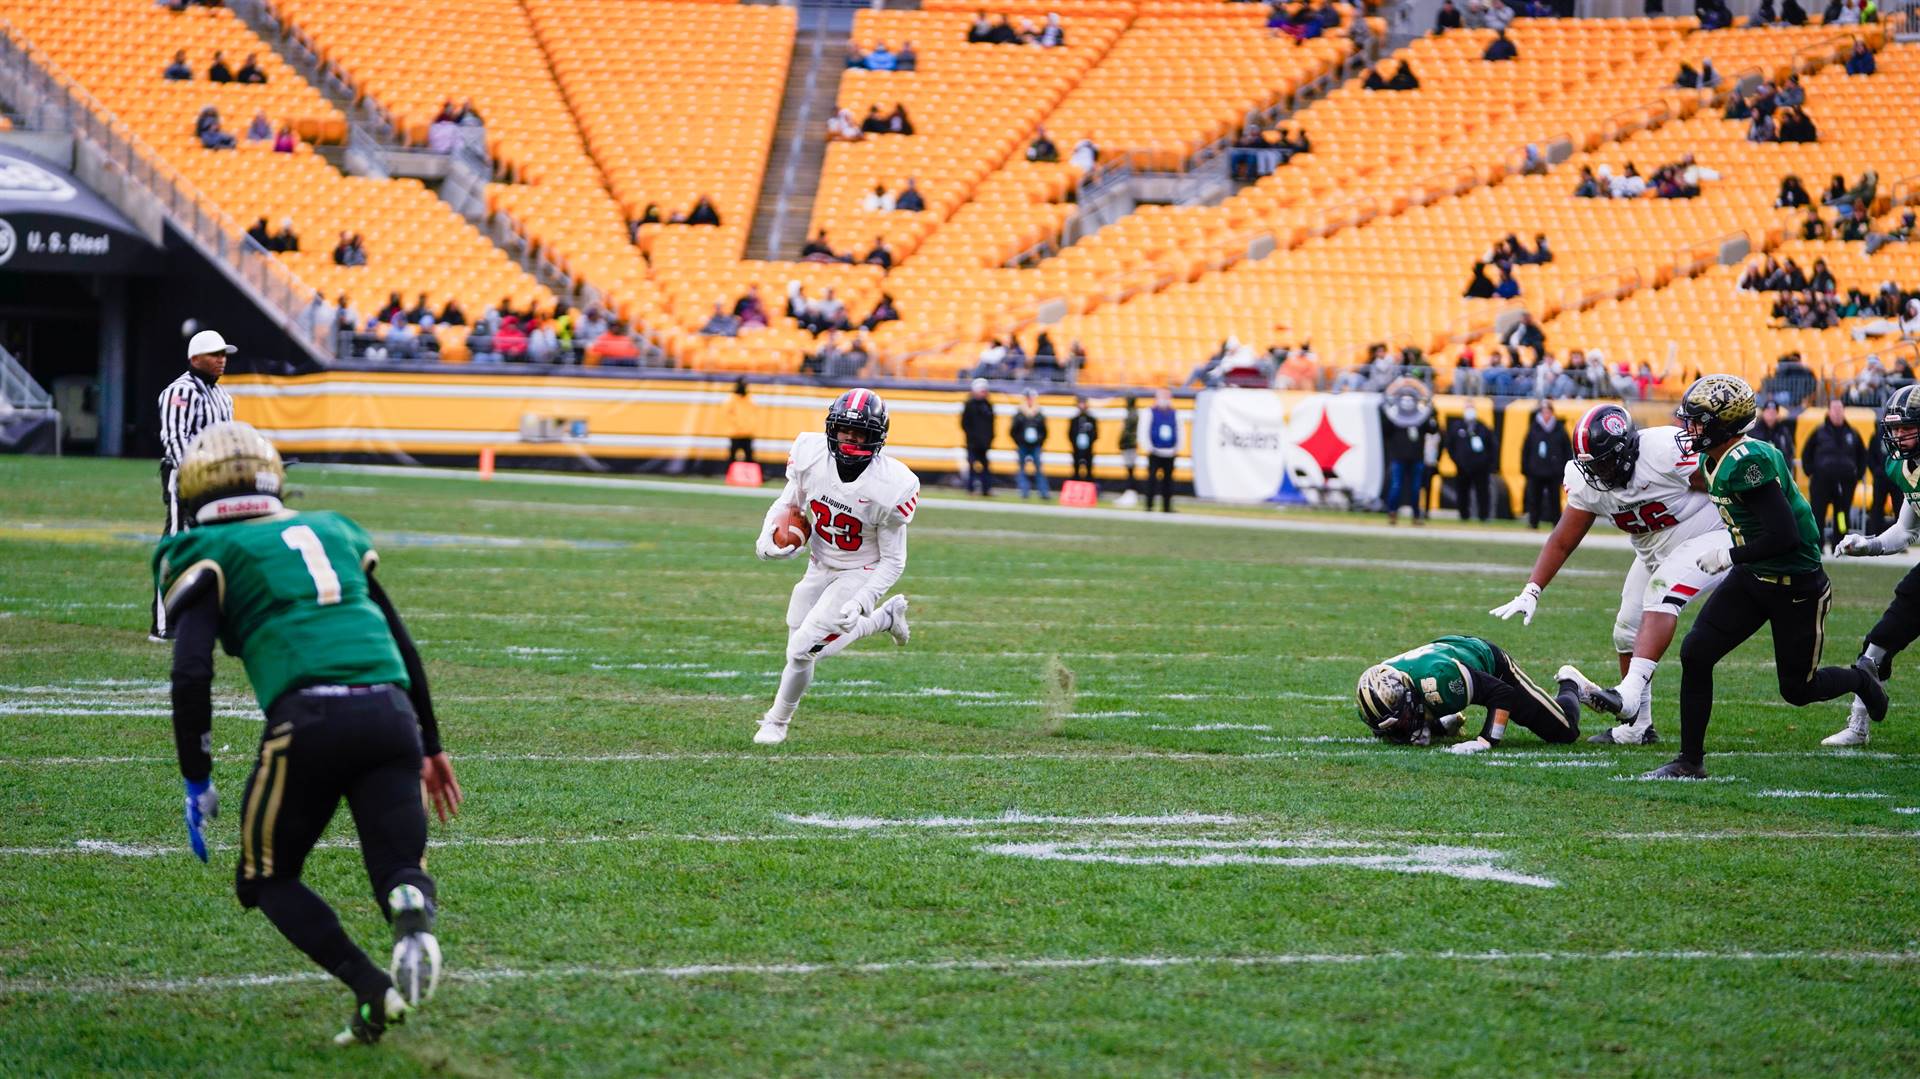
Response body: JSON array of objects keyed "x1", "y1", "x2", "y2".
[{"x1": 224, "y1": 372, "x2": 1193, "y2": 481}]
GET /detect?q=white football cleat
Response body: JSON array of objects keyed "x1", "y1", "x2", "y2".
[
  {"x1": 882, "y1": 595, "x2": 910, "y2": 646},
  {"x1": 1557, "y1": 665, "x2": 1623, "y2": 715},
  {"x1": 1822, "y1": 702, "x2": 1872, "y2": 747},
  {"x1": 386, "y1": 884, "x2": 440, "y2": 1005},
  {"x1": 753, "y1": 714, "x2": 790, "y2": 745}
]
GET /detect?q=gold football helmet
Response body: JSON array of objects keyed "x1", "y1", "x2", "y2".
[
  {"x1": 177, "y1": 421, "x2": 285, "y2": 522},
  {"x1": 1674, "y1": 374, "x2": 1757, "y2": 454}
]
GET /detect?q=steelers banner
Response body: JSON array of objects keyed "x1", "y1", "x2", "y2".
[{"x1": 1191, "y1": 390, "x2": 1387, "y2": 504}]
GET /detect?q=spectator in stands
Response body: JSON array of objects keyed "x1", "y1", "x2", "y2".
[
  {"x1": 1675, "y1": 61, "x2": 1701, "y2": 88},
  {"x1": 195, "y1": 106, "x2": 236, "y2": 150},
  {"x1": 1830, "y1": 170, "x2": 1877, "y2": 217},
  {"x1": 331, "y1": 232, "x2": 367, "y2": 267},
  {"x1": 1525, "y1": 233, "x2": 1552, "y2": 264},
  {"x1": 245, "y1": 110, "x2": 272, "y2": 143},
  {"x1": 1009, "y1": 390, "x2": 1050, "y2": 500},
  {"x1": 817, "y1": 288, "x2": 850, "y2": 332},
  {"x1": 1611, "y1": 163, "x2": 1646, "y2": 198},
  {"x1": 1840, "y1": 203, "x2": 1871, "y2": 242},
  {"x1": 799, "y1": 229, "x2": 839, "y2": 262},
  {"x1": 1696, "y1": 0, "x2": 1733, "y2": 30},
  {"x1": 971, "y1": 338, "x2": 1011, "y2": 380},
  {"x1": 1783, "y1": 0, "x2": 1809, "y2": 23},
  {"x1": 1482, "y1": 30, "x2": 1516, "y2": 62},
  {"x1": 700, "y1": 302, "x2": 739, "y2": 337},
  {"x1": 207, "y1": 51, "x2": 233, "y2": 84},
  {"x1": 1777, "y1": 75, "x2": 1806, "y2": 109},
  {"x1": 886, "y1": 104, "x2": 914, "y2": 136},
  {"x1": 378, "y1": 293, "x2": 405, "y2": 322},
  {"x1": 490, "y1": 315, "x2": 527, "y2": 362},
  {"x1": 1445, "y1": 405, "x2": 1495, "y2": 521},
  {"x1": 272, "y1": 124, "x2": 296, "y2": 153},
  {"x1": 862, "y1": 182, "x2": 895, "y2": 212},
  {"x1": 686, "y1": 195, "x2": 721, "y2": 226},
  {"x1": 1866, "y1": 210, "x2": 1916, "y2": 255},
  {"x1": 846, "y1": 39, "x2": 867, "y2": 69},
  {"x1": 1365, "y1": 60, "x2": 1419, "y2": 91},
  {"x1": 1810, "y1": 259, "x2": 1837, "y2": 295},
  {"x1": 1757, "y1": 0, "x2": 1780, "y2": 21},
  {"x1": 862, "y1": 293, "x2": 898, "y2": 331},
  {"x1": 734, "y1": 285, "x2": 768, "y2": 331},
  {"x1": 521, "y1": 315, "x2": 559, "y2": 364},
  {"x1": 867, "y1": 42, "x2": 896, "y2": 71},
  {"x1": 863, "y1": 236, "x2": 893, "y2": 269},
  {"x1": 247, "y1": 217, "x2": 273, "y2": 249},
  {"x1": 464, "y1": 317, "x2": 500, "y2": 364},
  {"x1": 1520, "y1": 403, "x2": 1571, "y2": 528},
  {"x1": 1573, "y1": 165, "x2": 1600, "y2": 198},
  {"x1": 828, "y1": 107, "x2": 861, "y2": 142},
  {"x1": 1027, "y1": 128, "x2": 1060, "y2": 163},
  {"x1": 457, "y1": 100, "x2": 484, "y2": 125},
  {"x1": 1037, "y1": 13, "x2": 1063, "y2": 47},
  {"x1": 786, "y1": 281, "x2": 818, "y2": 332},
  {"x1": 164, "y1": 50, "x2": 192, "y2": 81},
  {"x1": 896, "y1": 40, "x2": 917, "y2": 70},
  {"x1": 1846, "y1": 39, "x2": 1876, "y2": 76},
  {"x1": 588, "y1": 322, "x2": 639, "y2": 366},
  {"x1": 270, "y1": 218, "x2": 299, "y2": 252},
  {"x1": 1804, "y1": 399, "x2": 1867, "y2": 549},
  {"x1": 859, "y1": 106, "x2": 888, "y2": 135},
  {"x1": 960, "y1": 378, "x2": 996, "y2": 494},
  {"x1": 402, "y1": 293, "x2": 432, "y2": 326},
  {"x1": 1069, "y1": 138, "x2": 1098, "y2": 172},
  {"x1": 1275, "y1": 343, "x2": 1318, "y2": 390},
  {"x1": 438, "y1": 298, "x2": 466, "y2": 327},
  {"x1": 968, "y1": 11, "x2": 994, "y2": 43},
  {"x1": 1506, "y1": 311, "x2": 1545, "y2": 357},
  {"x1": 1776, "y1": 174, "x2": 1811, "y2": 208},
  {"x1": 1518, "y1": 143, "x2": 1547, "y2": 176},
  {"x1": 1493, "y1": 265, "x2": 1520, "y2": 299},
  {"x1": 895, "y1": 177, "x2": 926, "y2": 212},
  {"x1": 1434, "y1": 0, "x2": 1464, "y2": 31},
  {"x1": 233, "y1": 54, "x2": 266, "y2": 85}
]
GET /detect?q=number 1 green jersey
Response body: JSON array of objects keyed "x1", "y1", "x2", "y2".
[
  {"x1": 153, "y1": 510, "x2": 408, "y2": 711},
  {"x1": 1703, "y1": 437, "x2": 1822, "y2": 575},
  {"x1": 1382, "y1": 635, "x2": 1495, "y2": 718}
]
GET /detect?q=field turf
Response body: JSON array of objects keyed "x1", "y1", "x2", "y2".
[{"x1": 2, "y1": 457, "x2": 1916, "y2": 1077}]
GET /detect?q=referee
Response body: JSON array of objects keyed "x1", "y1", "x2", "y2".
[{"x1": 151, "y1": 329, "x2": 236, "y2": 640}]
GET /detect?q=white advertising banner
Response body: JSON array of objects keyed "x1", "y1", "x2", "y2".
[{"x1": 1193, "y1": 390, "x2": 1386, "y2": 503}]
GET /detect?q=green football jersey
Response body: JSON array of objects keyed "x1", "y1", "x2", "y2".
[
  {"x1": 153, "y1": 509, "x2": 408, "y2": 711},
  {"x1": 1383, "y1": 635, "x2": 1495, "y2": 718},
  {"x1": 1885, "y1": 456, "x2": 1920, "y2": 508},
  {"x1": 1703, "y1": 437, "x2": 1822, "y2": 575}
]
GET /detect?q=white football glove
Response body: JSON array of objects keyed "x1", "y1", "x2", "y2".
[
  {"x1": 756, "y1": 530, "x2": 801, "y2": 561},
  {"x1": 1695, "y1": 547, "x2": 1732, "y2": 575},
  {"x1": 1836, "y1": 533, "x2": 1883, "y2": 557},
  {"x1": 835, "y1": 596, "x2": 873, "y2": 631},
  {"x1": 1447, "y1": 736, "x2": 1495, "y2": 756},
  {"x1": 1490, "y1": 583, "x2": 1542, "y2": 625}
]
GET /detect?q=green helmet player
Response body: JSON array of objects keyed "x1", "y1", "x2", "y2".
[
  {"x1": 1826, "y1": 383, "x2": 1920, "y2": 745},
  {"x1": 153, "y1": 421, "x2": 462, "y2": 1045},
  {"x1": 1646, "y1": 376, "x2": 1888, "y2": 779},
  {"x1": 1357, "y1": 635, "x2": 1581, "y2": 754}
]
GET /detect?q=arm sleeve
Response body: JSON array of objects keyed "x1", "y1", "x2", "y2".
[
  {"x1": 169, "y1": 583, "x2": 220, "y2": 782},
  {"x1": 367, "y1": 576, "x2": 441, "y2": 756},
  {"x1": 1728, "y1": 481, "x2": 1803, "y2": 566},
  {"x1": 1877, "y1": 501, "x2": 1917, "y2": 552}
]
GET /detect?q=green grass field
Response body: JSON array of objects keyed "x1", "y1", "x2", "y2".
[{"x1": 3, "y1": 457, "x2": 1917, "y2": 1077}]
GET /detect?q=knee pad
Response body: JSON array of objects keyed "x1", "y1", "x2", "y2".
[{"x1": 1612, "y1": 615, "x2": 1639, "y2": 656}]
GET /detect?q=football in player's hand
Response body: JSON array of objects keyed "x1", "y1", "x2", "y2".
[{"x1": 771, "y1": 505, "x2": 810, "y2": 549}]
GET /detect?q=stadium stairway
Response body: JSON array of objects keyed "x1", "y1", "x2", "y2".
[{"x1": 747, "y1": 17, "x2": 847, "y2": 262}]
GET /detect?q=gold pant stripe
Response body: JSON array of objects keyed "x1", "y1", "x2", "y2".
[
  {"x1": 240, "y1": 733, "x2": 292, "y2": 880},
  {"x1": 1811, "y1": 583, "x2": 1833, "y2": 675},
  {"x1": 1508, "y1": 662, "x2": 1571, "y2": 731},
  {"x1": 259, "y1": 748, "x2": 290, "y2": 878}
]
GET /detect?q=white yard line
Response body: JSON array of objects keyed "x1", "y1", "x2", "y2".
[
  {"x1": 781, "y1": 811, "x2": 1243, "y2": 830},
  {"x1": 6, "y1": 948, "x2": 1917, "y2": 996},
  {"x1": 1753, "y1": 789, "x2": 1891, "y2": 800}
]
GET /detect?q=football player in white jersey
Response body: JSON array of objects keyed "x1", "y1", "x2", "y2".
[
  {"x1": 1489, "y1": 404, "x2": 1732, "y2": 744},
  {"x1": 752, "y1": 389, "x2": 919, "y2": 745}
]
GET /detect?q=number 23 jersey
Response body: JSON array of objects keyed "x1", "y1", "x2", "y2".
[
  {"x1": 787, "y1": 432, "x2": 921, "y2": 571},
  {"x1": 1564, "y1": 425, "x2": 1723, "y2": 565}
]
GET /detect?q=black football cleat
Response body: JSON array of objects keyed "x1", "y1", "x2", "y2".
[
  {"x1": 1641, "y1": 756, "x2": 1707, "y2": 780},
  {"x1": 334, "y1": 987, "x2": 410, "y2": 1046},
  {"x1": 1853, "y1": 657, "x2": 1890, "y2": 722},
  {"x1": 1588, "y1": 722, "x2": 1659, "y2": 745}
]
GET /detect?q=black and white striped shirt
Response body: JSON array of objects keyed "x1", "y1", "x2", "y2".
[{"x1": 157, "y1": 370, "x2": 234, "y2": 468}]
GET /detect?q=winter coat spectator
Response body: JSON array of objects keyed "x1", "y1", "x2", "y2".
[
  {"x1": 1573, "y1": 165, "x2": 1600, "y2": 198},
  {"x1": 246, "y1": 217, "x2": 273, "y2": 249},
  {"x1": 1365, "y1": 60, "x2": 1419, "y2": 91},
  {"x1": 164, "y1": 51, "x2": 192, "y2": 80},
  {"x1": 734, "y1": 286, "x2": 769, "y2": 330},
  {"x1": 700, "y1": 303, "x2": 740, "y2": 337},
  {"x1": 207, "y1": 52, "x2": 233, "y2": 83},
  {"x1": 686, "y1": 195, "x2": 721, "y2": 226},
  {"x1": 1068, "y1": 397, "x2": 1098, "y2": 482},
  {"x1": 1039, "y1": 14, "x2": 1064, "y2": 47},
  {"x1": 1493, "y1": 266, "x2": 1520, "y2": 299},
  {"x1": 895, "y1": 178, "x2": 926, "y2": 212},
  {"x1": 862, "y1": 183, "x2": 896, "y2": 212},
  {"x1": 886, "y1": 105, "x2": 914, "y2": 136},
  {"x1": 1027, "y1": 128, "x2": 1060, "y2": 163},
  {"x1": 438, "y1": 299, "x2": 467, "y2": 327},
  {"x1": 961, "y1": 379, "x2": 996, "y2": 495},
  {"x1": 245, "y1": 110, "x2": 272, "y2": 142},
  {"x1": 1830, "y1": 170, "x2": 1877, "y2": 215},
  {"x1": 587, "y1": 323, "x2": 639, "y2": 366},
  {"x1": 1445, "y1": 406, "x2": 1496, "y2": 520},
  {"x1": 269, "y1": 219, "x2": 299, "y2": 253},
  {"x1": 862, "y1": 293, "x2": 899, "y2": 331},
  {"x1": 1776, "y1": 174, "x2": 1810, "y2": 208},
  {"x1": 863, "y1": 237, "x2": 893, "y2": 270},
  {"x1": 1777, "y1": 76, "x2": 1806, "y2": 108},
  {"x1": 1483, "y1": 31, "x2": 1517, "y2": 62},
  {"x1": 1435, "y1": 0, "x2": 1464, "y2": 31},
  {"x1": 236, "y1": 54, "x2": 266, "y2": 84},
  {"x1": 1520, "y1": 405, "x2": 1572, "y2": 528},
  {"x1": 1380, "y1": 399, "x2": 1438, "y2": 525},
  {"x1": 828, "y1": 108, "x2": 862, "y2": 142},
  {"x1": 1752, "y1": 401, "x2": 1799, "y2": 472},
  {"x1": 1144, "y1": 389, "x2": 1179, "y2": 513},
  {"x1": 1030, "y1": 331, "x2": 1061, "y2": 380},
  {"x1": 1506, "y1": 312, "x2": 1546, "y2": 357},
  {"x1": 1069, "y1": 139, "x2": 1098, "y2": 172},
  {"x1": 272, "y1": 125, "x2": 296, "y2": 153},
  {"x1": 1009, "y1": 391, "x2": 1050, "y2": 500},
  {"x1": 1846, "y1": 41, "x2": 1876, "y2": 76},
  {"x1": 1675, "y1": 62, "x2": 1700, "y2": 88},
  {"x1": 897, "y1": 42, "x2": 917, "y2": 71},
  {"x1": 968, "y1": 12, "x2": 994, "y2": 43},
  {"x1": 1803, "y1": 400, "x2": 1868, "y2": 548},
  {"x1": 195, "y1": 107, "x2": 235, "y2": 150},
  {"x1": 866, "y1": 44, "x2": 896, "y2": 71},
  {"x1": 1783, "y1": 0, "x2": 1808, "y2": 23}
]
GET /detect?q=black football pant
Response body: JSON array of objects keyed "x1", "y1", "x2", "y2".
[
  {"x1": 1484, "y1": 642, "x2": 1582, "y2": 744},
  {"x1": 152, "y1": 464, "x2": 183, "y2": 638},
  {"x1": 1860, "y1": 562, "x2": 1920, "y2": 680},
  {"x1": 1807, "y1": 471, "x2": 1854, "y2": 548},
  {"x1": 237, "y1": 685, "x2": 434, "y2": 999},
  {"x1": 1677, "y1": 567, "x2": 1868, "y2": 764},
  {"x1": 966, "y1": 444, "x2": 993, "y2": 494},
  {"x1": 1455, "y1": 470, "x2": 1491, "y2": 520},
  {"x1": 1147, "y1": 454, "x2": 1175, "y2": 511}
]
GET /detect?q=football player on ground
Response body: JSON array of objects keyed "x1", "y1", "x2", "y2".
[
  {"x1": 1645, "y1": 375, "x2": 1888, "y2": 779},
  {"x1": 1489, "y1": 403, "x2": 1731, "y2": 745},
  {"x1": 753, "y1": 389, "x2": 918, "y2": 745},
  {"x1": 1356, "y1": 635, "x2": 1581, "y2": 754},
  {"x1": 153, "y1": 422, "x2": 461, "y2": 1045},
  {"x1": 1826, "y1": 384, "x2": 1920, "y2": 746}
]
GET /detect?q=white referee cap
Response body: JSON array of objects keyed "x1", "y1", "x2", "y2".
[{"x1": 187, "y1": 329, "x2": 237, "y2": 358}]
